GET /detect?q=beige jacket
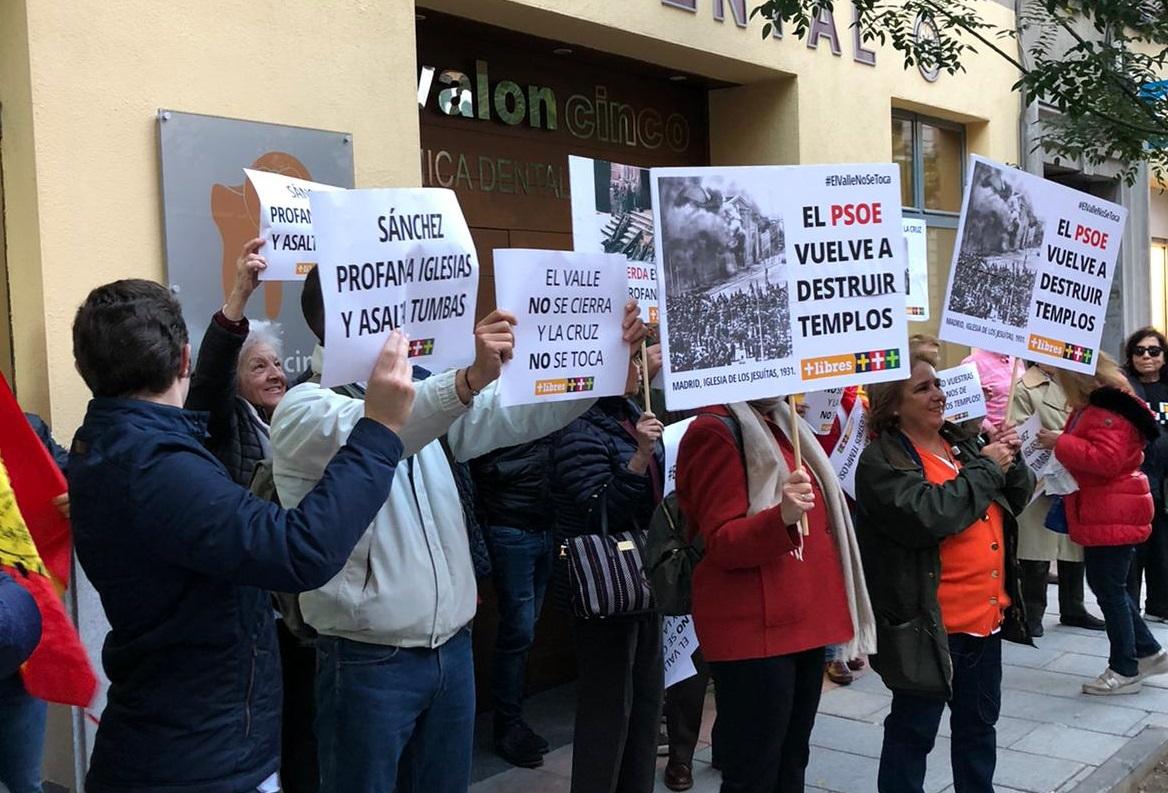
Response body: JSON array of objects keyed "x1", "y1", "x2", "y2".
[{"x1": 1010, "y1": 366, "x2": 1083, "y2": 562}]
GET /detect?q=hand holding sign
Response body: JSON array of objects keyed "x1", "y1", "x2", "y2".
[
  {"x1": 460, "y1": 310, "x2": 518, "y2": 402},
  {"x1": 1037, "y1": 428, "x2": 1062, "y2": 449},
  {"x1": 629, "y1": 412, "x2": 665, "y2": 474},
  {"x1": 980, "y1": 441, "x2": 1016, "y2": 471},
  {"x1": 622, "y1": 298, "x2": 649, "y2": 347},
  {"x1": 363, "y1": 330, "x2": 417, "y2": 433},
  {"x1": 780, "y1": 469, "x2": 815, "y2": 527},
  {"x1": 224, "y1": 238, "x2": 268, "y2": 321}
]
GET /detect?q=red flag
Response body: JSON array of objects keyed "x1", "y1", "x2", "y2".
[{"x1": 0, "y1": 373, "x2": 71, "y2": 586}]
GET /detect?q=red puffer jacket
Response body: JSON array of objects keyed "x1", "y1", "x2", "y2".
[{"x1": 1055, "y1": 386, "x2": 1160, "y2": 547}]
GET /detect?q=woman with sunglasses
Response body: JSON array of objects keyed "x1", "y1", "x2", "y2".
[{"x1": 1123, "y1": 328, "x2": 1168, "y2": 623}]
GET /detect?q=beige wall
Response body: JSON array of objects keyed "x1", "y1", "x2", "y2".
[{"x1": 5, "y1": 0, "x2": 422, "y2": 436}]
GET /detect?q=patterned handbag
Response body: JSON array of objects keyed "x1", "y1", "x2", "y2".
[{"x1": 564, "y1": 485, "x2": 655, "y2": 619}]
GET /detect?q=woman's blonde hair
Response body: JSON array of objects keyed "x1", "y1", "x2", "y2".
[{"x1": 1053, "y1": 352, "x2": 1130, "y2": 408}]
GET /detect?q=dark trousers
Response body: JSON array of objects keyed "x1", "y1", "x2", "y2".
[
  {"x1": 571, "y1": 615, "x2": 664, "y2": 793},
  {"x1": 1019, "y1": 559, "x2": 1093, "y2": 629},
  {"x1": 664, "y1": 649, "x2": 713, "y2": 767},
  {"x1": 708, "y1": 647, "x2": 825, "y2": 793},
  {"x1": 486, "y1": 525, "x2": 555, "y2": 729},
  {"x1": 879, "y1": 633, "x2": 1001, "y2": 793},
  {"x1": 1086, "y1": 545, "x2": 1162, "y2": 677},
  {"x1": 277, "y1": 620, "x2": 319, "y2": 793},
  {"x1": 1129, "y1": 512, "x2": 1168, "y2": 618}
]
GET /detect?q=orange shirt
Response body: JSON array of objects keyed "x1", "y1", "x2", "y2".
[{"x1": 914, "y1": 442, "x2": 1010, "y2": 636}]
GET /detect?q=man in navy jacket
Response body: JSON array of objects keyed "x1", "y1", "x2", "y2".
[{"x1": 68, "y1": 279, "x2": 415, "y2": 793}]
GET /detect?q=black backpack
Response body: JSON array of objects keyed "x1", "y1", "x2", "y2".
[{"x1": 644, "y1": 412, "x2": 744, "y2": 616}]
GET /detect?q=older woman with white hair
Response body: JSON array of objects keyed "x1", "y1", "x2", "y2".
[{"x1": 186, "y1": 237, "x2": 288, "y2": 486}]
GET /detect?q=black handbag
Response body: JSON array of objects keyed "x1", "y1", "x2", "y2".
[{"x1": 563, "y1": 485, "x2": 655, "y2": 619}]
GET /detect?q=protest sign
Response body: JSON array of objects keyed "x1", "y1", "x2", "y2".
[
  {"x1": 652, "y1": 164, "x2": 908, "y2": 410},
  {"x1": 1016, "y1": 414, "x2": 1054, "y2": 478},
  {"x1": 244, "y1": 168, "x2": 343, "y2": 281},
  {"x1": 663, "y1": 614, "x2": 700, "y2": 688},
  {"x1": 494, "y1": 249, "x2": 629, "y2": 407},
  {"x1": 938, "y1": 363, "x2": 987, "y2": 424},
  {"x1": 310, "y1": 188, "x2": 478, "y2": 387},
  {"x1": 801, "y1": 389, "x2": 845, "y2": 435},
  {"x1": 828, "y1": 400, "x2": 868, "y2": 499},
  {"x1": 569, "y1": 155, "x2": 659, "y2": 324},
  {"x1": 903, "y1": 218, "x2": 929, "y2": 321},
  {"x1": 663, "y1": 417, "x2": 698, "y2": 497},
  {"x1": 940, "y1": 156, "x2": 1127, "y2": 375}
]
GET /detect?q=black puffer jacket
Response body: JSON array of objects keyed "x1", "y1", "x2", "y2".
[
  {"x1": 551, "y1": 397, "x2": 662, "y2": 541},
  {"x1": 471, "y1": 439, "x2": 556, "y2": 532},
  {"x1": 186, "y1": 317, "x2": 270, "y2": 487}
]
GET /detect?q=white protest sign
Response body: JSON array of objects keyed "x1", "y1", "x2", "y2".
[
  {"x1": 663, "y1": 614, "x2": 700, "y2": 689},
  {"x1": 652, "y1": 164, "x2": 908, "y2": 411},
  {"x1": 903, "y1": 218, "x2": 929, "y2": 321},
  {"x1": 663, "y1": 417, "x2": 698, "y2": 497},
  {"x1": 938, "y1": 363, "x2": 987, "y2": 424},
  {"x1": 828, "y1": 400, "x2": 869, "y2": 499},
  {"x1": 940, "y1": 155, "x2": 1127, "y2": 375},
  {"x1": 311, "y1": 188, "x2": 478, "y2": 387},
  {"x1": 1016, "y1": 413, "x2": 1053, "y2": 477},
  {"x1": 244, "y1": 169, "x2": 344, "y2": 281},
  {"x1": 801, "y1": 389, "x2": 845, "y2": 435},
  {"x1": 494, "y1": 249, "x2": 629, "y2": 407},
  {"x1": 569, "y1": 155, "x2": 659, "y2": 324}
]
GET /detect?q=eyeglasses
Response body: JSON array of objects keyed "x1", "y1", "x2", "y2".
[{"x1": 1135, "y1": 346, "x2": 1164, "y2": 357}]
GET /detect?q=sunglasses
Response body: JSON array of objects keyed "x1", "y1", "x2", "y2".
[{"x1": 1135, "y1": 346, "x2": 1165, "y2": 357}]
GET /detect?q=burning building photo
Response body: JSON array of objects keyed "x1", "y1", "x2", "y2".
[
  {"x1": 657, "y1": 174, "x2": 791, "y2": 373},
  {"x1": 947, "y1": 161, "x2": 1044, "y2": 327}
]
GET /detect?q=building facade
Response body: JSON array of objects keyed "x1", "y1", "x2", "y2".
[{"x1": 0, "y1": 0, "x2": 1029, "y2": 786}]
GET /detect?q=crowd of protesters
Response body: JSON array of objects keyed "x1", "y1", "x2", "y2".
[
  {"x1": 664, "y1": 284, "x2": 791, "y2": 373},
  {"x1": 5, "y1": 238, "x2": 1168, "y2": 793}
]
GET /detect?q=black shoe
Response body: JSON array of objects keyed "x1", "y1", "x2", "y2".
[
  {"x1": 515, "y1": 719, "x2": 550, "y2": 754},
  {"x1": 495, "y1": 723, "x2": 545, "y2": 769},
  {"x1": 1061, "y1": 613, "x2": 1106, "y2": 631},
  {"x1": 1029, "y1": 623, "x2": 1045, "y2": 638}
]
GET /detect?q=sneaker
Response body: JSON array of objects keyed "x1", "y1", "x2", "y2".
[
  {"x1": 1146, "y1": 612, "x2": 1168, "y2": 623},
  {"x1": 1139, "y1": 649, "x2": 1168, "y2": 679},
  {"x1": 494, "y1": 723, "x2": 544, "y2": 769},
  {"x1": 1082, "y1": 668, "x2": 1142, "y2": 695}
]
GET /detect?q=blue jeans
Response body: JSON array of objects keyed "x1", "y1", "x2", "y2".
[
  {"x1": 878, "y1": 633, "x2": 1001, "y2": 793},
  {"x1": 1086, "y1": 544, "x2": 1162, "y2": 677},
  {"x1": 0, "y1": 673, "x2": 46, "y2": 793},
  {"x1": 485, "y1": 525, "x2": 554, "y2": 728},
  {"x1": 315, "y1": 628, "x2": 475, "y2": 793}
]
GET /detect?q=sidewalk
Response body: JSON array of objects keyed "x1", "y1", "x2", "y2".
[{"x1": 470, "y1": 587, "x2": 1168, "y2": 793}]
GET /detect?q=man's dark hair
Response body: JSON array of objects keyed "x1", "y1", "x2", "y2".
[
  {"x1": 301, "y1": 265, "x2": 325, "y2": 344},
  {"x1": 73, "y1": 279, "x2": 189, "y2": 397}
]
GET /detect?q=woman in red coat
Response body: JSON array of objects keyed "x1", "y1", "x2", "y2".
[
  {"x1": 1041, "y1": 354, "x2": 1168, "y2": 694},
  {"x1": 676, "y1": 398, "x2": 875, "y2": 793}
]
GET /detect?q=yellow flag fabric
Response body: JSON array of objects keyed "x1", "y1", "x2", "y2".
[{"x1": 0, "y1": 457, "x2": 47, "y2": 576}]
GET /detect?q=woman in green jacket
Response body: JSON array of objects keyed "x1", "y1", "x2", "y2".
[{"x1": 854, "y1": 346, "x2": 1034, "y2": 793}]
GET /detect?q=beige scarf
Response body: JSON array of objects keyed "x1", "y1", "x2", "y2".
[{"x1": 726, "y1": 400, "x2": 877, "y2": 658}]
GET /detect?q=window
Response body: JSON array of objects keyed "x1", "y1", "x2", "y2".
[
  {"x1": 1153, "y1": 239, "x2": 1168, "y2": 333},
  {"x1": 893, "y1": 111, "x2": 967, "y2": 366}
]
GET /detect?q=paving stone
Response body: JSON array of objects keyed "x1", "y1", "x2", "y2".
[
  {"x1": 1002, "y1": 664, "x2": 1103, "y2": 699},
  {"x1": 1003, "y1": 641, "x2": 1067, "y2": 670},
  {"x1": 805, "y1": 747, "x2": 883, "y2": 793},
  {"x1": 810, "y1": 713, "x2": 886, "y2": 758},
  {"x1": 1055, "y1": 764, "x2": 1097, "y2": 793},
  {"x1": 998, "y1": 690, "x2": 1146, "y2": 736},
  {"x1": 817, "y1": 687, "x2": 892, "y2": 720},
  {"x1": 1031, "y1": 630, "x2": 1112, "y2": 658},
  {"x1": 937, "y1": 715, "x2": 1041, "y2": 749},
  {"x1": 994, "y1": 747, "x2": 1085, "y2": 792},
  {"x1": 1044, "y1": 651, "x2": 1111, "y2": 679},
  {"x1": 1010, "y1": 723, "x2": 1126, "y2": 765}
]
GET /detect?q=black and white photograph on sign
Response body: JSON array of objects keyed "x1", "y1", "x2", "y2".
[
  {"x1": 947, "y1": 161, "x2": 1044, "y2": 328},
  {"x1": 658, "y1": 175, "x2": 791, "y2": 374},
  {"x1": 587, "y1": 159, "x2": 655, "y2": 262}
]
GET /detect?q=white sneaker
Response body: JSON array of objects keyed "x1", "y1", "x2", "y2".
[
  {"x1": 1138, "y1": 649, "x2": 1168, "y2": 679},
  {"x1": 1083, "y1": 668, "x2": 1142, "y2": 695},
  {"x1": 1145, "y1": 613, "x2": 1168, "y2": 623}
]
